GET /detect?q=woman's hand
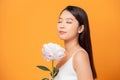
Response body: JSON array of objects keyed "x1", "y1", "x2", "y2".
[{"x1": 49, "y1": 76, "x2": 53, "y2": 80}]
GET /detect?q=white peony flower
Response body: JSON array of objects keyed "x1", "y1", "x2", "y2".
[{"x1": 42, "y1": 42, "x2": 65, "y2": 61}]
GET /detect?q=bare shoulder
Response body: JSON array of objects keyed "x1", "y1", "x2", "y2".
[
  {"x1": 73, "y1": 48, "x2": 93, "y2": 80},
  {"x1": 74, "y1": 49, "x2": 89, "y2": 63},
  {"x1": 73, "y1": 48, "x2": 91, "y2": 71}
]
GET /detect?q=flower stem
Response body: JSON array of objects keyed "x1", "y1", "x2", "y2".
[{"x1": 52, "y1": 60, "x2": 54, "y2": 78}]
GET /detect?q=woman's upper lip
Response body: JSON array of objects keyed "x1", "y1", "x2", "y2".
[{"x1": 59, "y1": 31, "x2": 67, "y2": 34}]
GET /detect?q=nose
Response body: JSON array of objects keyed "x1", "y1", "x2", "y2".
[{"x1": 60, "y1": 22, "x2": 65, "y2": 29}]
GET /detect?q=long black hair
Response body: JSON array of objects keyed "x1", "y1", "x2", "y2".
[{"x1": 60, "y1": 5, "x2": 97, "y2": 79}]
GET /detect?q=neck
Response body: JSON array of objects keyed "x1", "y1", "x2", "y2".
[{"x1": 64, "y1": 37, "x2": 80, "y2": 54}]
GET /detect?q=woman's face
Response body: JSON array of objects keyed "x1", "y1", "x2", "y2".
[{"x1": 57, "y1": 10, "x2": 80, "y2": 41}]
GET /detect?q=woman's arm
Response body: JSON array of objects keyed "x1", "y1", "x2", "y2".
[{"x1": 73, "y1": 50, "x2": 93, "y2": 80}]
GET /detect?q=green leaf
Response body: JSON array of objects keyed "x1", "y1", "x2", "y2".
[
  {"x1": 53, "y1": 67, "x2": 56, "y2": 74},
  {"x1": 51, "y1": 66, "x2": 59, "y2": 78},
  {"x1": 53, "y1": 68, "x2": 59, "y2": 78},
  {"x1": 42, "y1": 78, "x2": 49, "y2": 80},
  {"x1": 37, "y1": 65, "x2": 50, "y2": 71},
  {"x1": 54, "y1": 69, "x2": 59, "y2": 77}
]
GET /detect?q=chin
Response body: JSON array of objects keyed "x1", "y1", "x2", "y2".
[{"x1": 58, "y1": 36, "x2": 68, "y2": 41}]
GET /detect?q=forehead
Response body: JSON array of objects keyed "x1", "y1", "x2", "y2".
[{"x1": 59, "y1": 10, "x2": 76, "y2": 20}]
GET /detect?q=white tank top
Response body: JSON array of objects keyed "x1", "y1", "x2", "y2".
[{"x1": 54, "y1": 51, "x2": 78, "y2": 80}]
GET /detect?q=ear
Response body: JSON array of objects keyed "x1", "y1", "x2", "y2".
[{"x1": 78, "y1": 25, "x2": 84, "y2": 34}]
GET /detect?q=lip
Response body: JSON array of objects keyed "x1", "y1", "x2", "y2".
[{"x1": 59, "y1": 31, "x2": 67, "y2": 34}]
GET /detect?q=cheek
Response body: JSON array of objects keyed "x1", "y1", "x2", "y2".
[
  {"x1": 68, "y1": 25, "x2": 78, "y2": 33},
  {"x1": 57, "y1": 23, "x2": 61, "y2": 29},
  {"x1": 57, "y1": 25, "x2": 60, "y2": 32}
]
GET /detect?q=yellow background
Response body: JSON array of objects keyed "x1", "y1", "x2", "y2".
[{"x1": 0, "y1": 0, "x2": 120, "y2": 80}]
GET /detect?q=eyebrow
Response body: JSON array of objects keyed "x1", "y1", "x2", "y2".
[{"x1": 59, "y1": 17, "x2": 74, "y2": 21}]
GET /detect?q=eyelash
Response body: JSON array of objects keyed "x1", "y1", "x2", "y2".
[
  {"x1": 66, "y1": 22, "x2": 72, "y2": 24},
  {"x1": 58, "y1": 21, "x2": 72, "y2": 24},
  {"x1": 58, "y1": 21, "x2": 61, "y2": 23}
]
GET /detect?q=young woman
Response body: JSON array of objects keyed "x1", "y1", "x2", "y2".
[{"x1": 54, "y1": 5, "x2": 97, "y2": 80}]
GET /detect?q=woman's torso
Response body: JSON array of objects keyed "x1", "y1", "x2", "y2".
[{"x1": 54, "y1": 50, "x2": 78, "y2": 80}]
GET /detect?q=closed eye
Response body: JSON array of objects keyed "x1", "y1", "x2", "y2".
[
  {"x1": 58, "y1": 21, "x2": 62, "y2": 23},
  {"x1": 66, "y1": 22, "x2": 72, "y2": 24}
]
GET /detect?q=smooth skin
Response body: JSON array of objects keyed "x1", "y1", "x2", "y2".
[{"x1": 56, "y1": 10, "x2": 93, "y2": 80}]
